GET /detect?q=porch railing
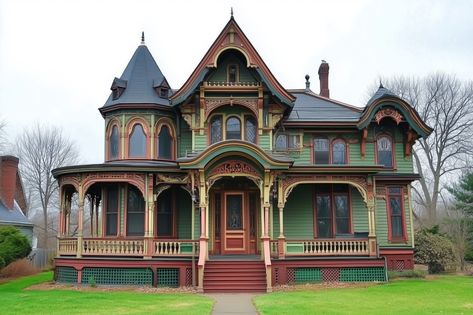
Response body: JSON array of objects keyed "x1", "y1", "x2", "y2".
[
  {"x1": 272, "y1": 239, "x2": 370, "y2": 257},
  {"x1": 57, "y1": 237, "x2": 198, "y2": 257}
]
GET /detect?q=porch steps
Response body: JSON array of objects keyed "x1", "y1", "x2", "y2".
[{"x1": 203, "y1": 260, "x2": 266, "y2": 292}]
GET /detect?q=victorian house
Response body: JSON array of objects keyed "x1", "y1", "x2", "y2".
[{"x1": 53, "y1": 16, "x2": 432, "y2": 292}]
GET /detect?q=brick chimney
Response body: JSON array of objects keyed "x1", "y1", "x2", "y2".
[
  {"x1": 318, "y1": 60, "x2": 330, "y2": 98},
  {"x1": 0, "y1": 155, "x2": 19, "y2": 209}
]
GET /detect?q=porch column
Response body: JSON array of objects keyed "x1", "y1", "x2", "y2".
[
  {"x1": 197, "y1": 170, "x2": 207, "y2": 293},
  {"x1": 367, "y1": 200, "x2": 377, "y2": 257},
  {"x1": 144, "y1": 174, "x2": 154, "y2": 259},
  {"x1": 277, "y1": 179, "x2": 285, "y2": 259},
  {"x1": 76, "y1": 193, "x2": 84, "y2": 258}
]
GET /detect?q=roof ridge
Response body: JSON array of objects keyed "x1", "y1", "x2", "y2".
[{"x1": 288, "y1": 89, "x2": 362, "y2": 112}]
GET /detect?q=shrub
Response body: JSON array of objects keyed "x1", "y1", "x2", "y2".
[
  {"x1": 388, "y1": 270, "x2": 426, "y2": 280},
  {"x1": 0, "y1": 226, "x2": 32, "y2": 267},
  {"x1": 0, "y1": 258, "x2": 39, "y2": 278},
  {"x1": 0, "y1": 256, "x2": 4, "y2": 270},
  {"x1": 414, "y1": 229, "x2": 456, "y2": 273},
  {"x1": 88, "y1": 275, "x2": 97, "y2": 287}
]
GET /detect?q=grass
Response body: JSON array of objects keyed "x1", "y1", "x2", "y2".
[
  {"x1": 0, "y1": 272, "x2": 213, "y2": 315},
  {"x1": 254, "y1": 275, "x2": 473, "y2": 314}
]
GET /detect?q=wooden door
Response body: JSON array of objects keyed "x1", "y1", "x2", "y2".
[{"x1": 223, "y1": 192, "x2": 247, "y2": 254}]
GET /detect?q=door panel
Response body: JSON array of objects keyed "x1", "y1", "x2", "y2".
[{"x1": 223, "y1": 193, "x2": 246, "y2": 253}]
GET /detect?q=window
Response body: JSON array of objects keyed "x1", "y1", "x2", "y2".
[
  {"x1": 387, "y1": 187, "x2": 405, "y2": 241},
  {"x1": 105, "y1": 186, "x2": 119, "y2": 236},
  {"x1": 126, "y1": 185, "x2": 145, "y2": 236},
  {"x1": 332, "y1": 140, "x2": 347, "y2": 164},
  {"x1": 274, "y1": 133, "x2": 300, "y2": 150},
  {"x1": 129, "y1": 124, "x2": 147, "y2": 158},
  {"x1": 314, "y1": 184, "x2": 351, "y2": 238},
  {"x1": 158, "y1": 125, "x2": 173, "y2": 159},
  {"x1": 210, "y1": 116, "x2": 223, "y2": 144},
  {"x1": 157, "y1": 189, "x2": 174, "y2": 237},
  {"x1": 245, "y1": 116, "x2": 257, "y2": 143},
  {"x1": 109, "y1": 125, "x2": 119, "y2": 160},
  {"x1": 377, "y1": 135, "x2": 393, "y2": 167},
  {"x1": 159, "y1": 88, "x2": 168, "y2": 98},
  {"x1": 228, "y1": 64, "x2": 238, "y2": 83},
  {"x1": 314, "y1": 138, "x2": 329, "y2": 164},
  {"x1": 226, "y1": 117, "x2": 241, "y2": 140}
]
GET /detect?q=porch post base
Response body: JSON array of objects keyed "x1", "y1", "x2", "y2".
[
  {"x1": 277, "y1": 237, "x2": 286, "y2": 259},
  {"x1": 368, "y1": 236, "x2": 377, "y2": 257},
  {"x1": 143, "y1": 237, "x2": 153, "y2": 259}
]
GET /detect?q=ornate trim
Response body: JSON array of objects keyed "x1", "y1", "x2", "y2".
[
  {"x1": 82, "y1": 173, "x2": 146, "y2": 197},
  {"x1": 375, "y1": 107, "x2": 403, "y2": 125},
  {"x1": 59, "y1": 174, "x2": 81, "y2": 191},
  {"x1": 204, "y1": 98, "x2": 258, "y2": 119},
  {"x1": 208, "y1": 160, "x2": 260, "y2": 179},
  {"x1": 155, "y1": 173, "x2": 189, "y2": 185}
]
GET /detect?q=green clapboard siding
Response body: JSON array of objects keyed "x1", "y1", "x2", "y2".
[
  {"x1": 283, "y1": 185, "x2": 314, "y2": 239},
  {"x1": 194, "y1": 134, "x2": 207, "y2": 151},
  {"x1": 177, "y1": 189, "x2": 192, "y2": 239},
  {"x1": 259, "y1": 134, "x2": 271, "y2": 151},
  {"x1": 291, "y1": 133, "x2": 312, "y2": 166},
  {"x1": 375, "y1": 189, "x2": 413, "y2": 247},
  {"x1": 179, "y1": 119, "x2": 192, "y2": 157},
  {"x1": 351, "y1": 187, "x2": 369, "y2": 233}
]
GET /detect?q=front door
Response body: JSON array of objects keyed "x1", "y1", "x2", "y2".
[{"x1": 223, "y1": 192, "x2": 247, "y2": 254}]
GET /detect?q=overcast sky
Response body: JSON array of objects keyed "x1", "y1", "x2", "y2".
[{"x1": 1, "y1": 0, "x2": 472, "y2": 164}]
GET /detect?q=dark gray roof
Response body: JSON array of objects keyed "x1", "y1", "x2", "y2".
[
  {"x1": 287, "y1": 90, "x2": 362, "y2": 122},
  {"x1": 366, "y1": 85, "x2": 399, "y2": 107},
  {"x1": 103, "y1": 44, "x2": 170, "y2": 107},
  {"x1": 0, "y1": 201, "x2": 32, "y2": 226}
]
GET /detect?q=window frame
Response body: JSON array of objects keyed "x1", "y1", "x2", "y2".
[
  {"x1": 331, "y1": 138, "x2": 348, "y2": 165},
  {"x1": 313, "y1": 184, "x2": 352, "y2": 238},
  {"x1": 313, "y1": 137, "x2": 330, "y2": 164},
  {"x1": 376, "y1": 134, "x2": 395, "y2": 169},
  {"x1": 386, "y1": 186, "x2": 408, "y2": 242},
  {"x1": 126, "y1": 119, "x2": 150, "y2": 159},
  {"x1": 155, "y1": 188, "x2": 177, "y2": 238},
  {"x1": 225, "y1": 115, "x2": 242, "y2": 140},
  {"x1": 244, "y1": 115, "x2": 258, "y2": 144},
  {"x1": 227, "y1": 63, "x2": 239, "y2": 83},
  {"x1": 107, "y1": 121, "x2": 121, "y2": 161},
  {"x1": 156, "y1": 122, "x2": 175, "y2": 160},
  {"x1": 104, "y1": 185, "x2": 120, "y2": 237},
  {"x1": 209, "y1": 114, "x2": 223, "y2": 145},
  {"x1": 274, "y1": 132, "x2": 302, "y2": 151},
  {"x1": 125, "y1": 184, "x2": 145, "y2": 237}
]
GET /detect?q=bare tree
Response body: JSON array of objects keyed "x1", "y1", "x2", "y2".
[
  {"x1": 16, "y1": 124, "x2": 79, "y2": 248},
  {"x1": 0, "y1": 120, "x2": 8, "y2": 154},
  {"x1": 368, "y1": 74, "x2": 473, "y2": 225}
]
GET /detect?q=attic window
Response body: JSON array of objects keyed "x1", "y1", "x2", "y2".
[
  {"x1": 227, "y1": 64, "x2": 238, "y2": 83},
  {"x1": 159, "y1": 87, "x2": 168, "y2": 98},
  {"x1": 112, "y1": 87, "x2": 124, "y2": 100}
]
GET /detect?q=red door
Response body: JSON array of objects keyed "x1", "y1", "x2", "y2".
[{"x1": 223, "y1": 192, "x2": 247, "y2": 254}]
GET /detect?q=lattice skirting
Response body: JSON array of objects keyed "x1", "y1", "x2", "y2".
[
  {"x1": 282, "y1": 266, "x2": 386, "y2": 284},
  {"x1": 157, "y1": 268, "x2": 179, "y2": 287},
  {"x1": 82, "y1": 267, "x2": 153, "y2": 285},
  {"x1": 56, "y1": 266, "x2": 78, "y2": 283}
]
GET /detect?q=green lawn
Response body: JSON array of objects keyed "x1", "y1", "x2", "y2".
[
  {"x1": 254, "y1": 275, "x2": 473, "y2": 314},
  {"x1": 0, "y1": 272, "x2": 213, "y2": 315}
]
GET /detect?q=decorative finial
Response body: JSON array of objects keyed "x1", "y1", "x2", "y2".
[
  {"x1": 231, "y1": 7, "x2": 233, "y2": 17},
  {"x1": 379, "y1": 79, "x2": 384, "y2": 89},
  {"x1": 141, "y1": 31, "x2": 145, "y2": 45},
  {"x1": 305, "y1": 74, "x2": 310, "y2": 90}
]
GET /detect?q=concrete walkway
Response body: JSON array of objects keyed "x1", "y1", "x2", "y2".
[{"x1": 207, "y1": 293, "x2": 259, "y2": 315}]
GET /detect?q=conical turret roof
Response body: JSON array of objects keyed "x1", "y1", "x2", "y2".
[{"x1": 103, "y1": 41, "x2": 170, "y2": 107}]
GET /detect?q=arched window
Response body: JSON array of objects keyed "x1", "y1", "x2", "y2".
[
  {"x1": 109, "y1": 125, "x2": 119, "y2": 160},
  {"x1": 226, "y1": 117, "x2": 241, "y2": 140},
  {"x1": 158, "y1": 125, "x2": 173, "y2": 159},
  {"x1": 314, "y1": 138, "x2": 329, "y2": 164},
  {"x1": 332, "y1": 140, "x2": 347, "y2": 164},
  {"x1": 377, "y1": 135, "x2": 393, "y2": 167},
  {"x1": 129, "y1": 124, "x2": 146, "y2": 158},
  {"x1": 275, "y1": 134, "x2": 288, "y2": 150},
  {"x1": 126, "y1": 185, "x2": 145, "y2": 236},
  {"x1": 210, "y1": 115, "x2": 223, "y2": 144},
  {"x1": 245, "y1": 116, "x2": 257, "y2": 143}
]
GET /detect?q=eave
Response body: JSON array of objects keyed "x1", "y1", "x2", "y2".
[
  {"x1": 285, "y1": 165, "x2": 385, "y2": 174},
  {"x1": 99, "y1": 103, "x2": 173, "y2": 117}
]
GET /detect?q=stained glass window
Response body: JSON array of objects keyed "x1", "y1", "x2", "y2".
[
  {"x1": 129, "y1": 124, "x2": 146, "y2": 158},
  {"x1": 332, "y1": 140, "x2": 346, "y2": 164},
  {"x1": 245, "y1": 117, "x2": 257, "y2": 143},
  {"x1": 210, "y1": 116, "x2": 222, "y2": 144},
  {"x1": 377, "y1": 136, "x2": 393, "y2": 167},
  {"x1": 226, "y1": 195, "x2": 242, "y2": 230}
]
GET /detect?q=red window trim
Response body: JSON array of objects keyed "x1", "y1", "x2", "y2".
[
  {"x1": 375, "y1": 134, "x2": 396, "y2": 169},
  {"x1": 313, "y1": 184, "x2": 353, "y2": 238},
  {"x1": 125, "y1": 119, "x2": 151, "y2": 159},
  {"x1": 313, "y1": 137, "x2": 349, "y2": 165},
  {"x1": 124, "y1": 184, "x2": 146, "y2": 237},
  {"x1": 106, "y1": 121, "x2": 121, "y2": 161},
  {"x1": 386, "y1": 186, "x2": 408, "y2": 243}
]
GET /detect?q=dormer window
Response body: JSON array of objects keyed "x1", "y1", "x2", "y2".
[
  {"x1": 159, "y1": 87, "x2": 169, "y2": 98},
  {"x1": 227, "y1": 64, "x2": 238, "y2": 83},
  {"x1": 110, "y1": 78, "x2": 127, "y2": 100}
]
